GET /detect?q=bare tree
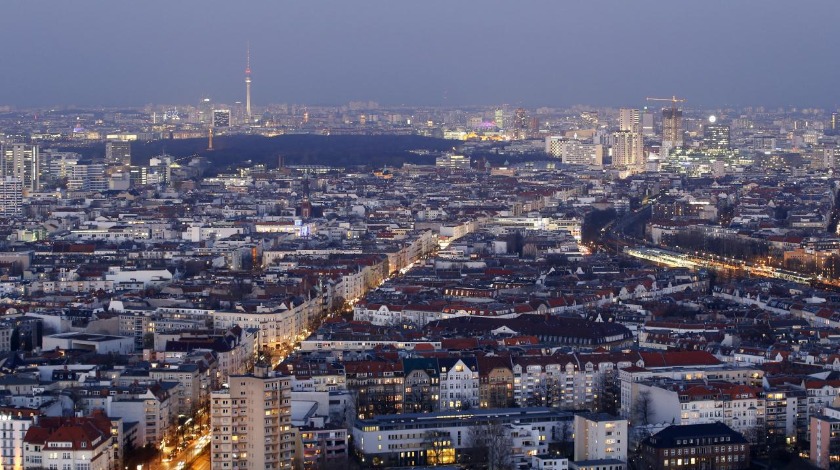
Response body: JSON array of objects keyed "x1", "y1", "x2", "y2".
[
  {"x1": 632, "y1": 390, "x2": 654, "y2": 426},
  {"x1": 557, "y1": 420, "x2": 574, "y2": 458},
  {"x1": 465, "y1": 421, "x2": 514, "y2": 470},
  {"x1": 421, "y1": 430, "x2": 454, "y2": 466}
]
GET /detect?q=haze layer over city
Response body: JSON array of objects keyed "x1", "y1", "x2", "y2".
[{"x1": 1, "y1": 2, "x2": 840, "y2": 470}]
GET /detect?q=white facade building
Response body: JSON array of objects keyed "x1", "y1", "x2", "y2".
[
  {"x1": 438, "y1": 358, "x2": 480, "y2": 411},
  {"x1": 573, "y1": 413, "x2": 628, "y2": 463}
]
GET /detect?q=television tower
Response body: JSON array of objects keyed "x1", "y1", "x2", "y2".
[{"x1": 245, "y1": 43, "x2": 252, "y2": 122}]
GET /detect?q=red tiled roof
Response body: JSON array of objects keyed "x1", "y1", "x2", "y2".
[{"x1": 24, "y1": 415, "x2": 111, "y2": 451}]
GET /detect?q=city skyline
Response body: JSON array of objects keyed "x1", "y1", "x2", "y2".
[
  {"x1": 1, "y1": 0, "x2": 839, "y2": 108},
  {"x1": 4, "y1": 2, "x2": 840, "y2": 470}
]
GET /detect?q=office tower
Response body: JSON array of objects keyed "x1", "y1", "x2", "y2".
[
  {"x1": 619, "y1": 108, "x2": 641, "y2": 133},
  {"x1": 702, "y1": 116, "x2": 730, "y2": 151},
  {"x1": 662, "y1": 108, "x2": 684, "y2": 148},
  {"x1": 641, "y1": 108, "x2": 655, "y2": 137},
  {"x1": 149, "y1": 156, "x2": 172, "y2": 186},
  {"x1": 513, "y1": 108, "x2": 528, "y2": 138},
  {"x1": 494, "y1": 109, "x2": 506, "y2": 130},
  {"x1": 49, "y1": 153, "x2": 107, "y2": 192},
  {"x1": 198, "y1": 98, "x2": 213, "y2": 124},
  {"x1": 245, "y1": 44, "x2": 252, "y2": 122},
  {"x1": 105, "y1": 141, "x2": 131, "y2": 166},
  {"x1": 213, "y1": 109, "x2": 231, "y2": 128},
  {"x1": 0, "y1": 177, "x2": 23, "y2": 215},
  {"x1": 1, "y1": 143, "x2": 40, "y2": 192},
  {"x1": 40, "y1": 150, "x2": 78, "y2": 180},
  {"x1": 128, "y1": 166, "x2": 148, "y2": 187},
  {"x1": 529, "y1": 116, "x2": 540, "y2": 135},
  {"x1": 612, "y1": 131, "x2": 644, "y2": 171},
  {"x1": 545, "y1": 136, "x2": 603, "y2": 167},
  {"x1": 211, "y1": 366, "x2": 294, "y2": 470},
  {"x1": 564, "y1": 141, "x2": 603, "y2": 167},
  {"x1": 832, "y1": 112, "x2": 839, "y2": 130}
]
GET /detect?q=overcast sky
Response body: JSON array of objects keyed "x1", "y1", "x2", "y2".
[{"x1": 1, "y1": 0, "x2": 838, "y2": 109}]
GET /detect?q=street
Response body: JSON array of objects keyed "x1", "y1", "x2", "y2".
[{"x1": 144, "y1": 433, "x2": 210, "y2": 470}]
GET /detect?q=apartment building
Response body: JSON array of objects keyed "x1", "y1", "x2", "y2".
[{"x1": 210, "y1": 366, "x2": 294, "y2": 470}]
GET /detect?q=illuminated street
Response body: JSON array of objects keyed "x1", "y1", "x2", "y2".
[{"x1": 624, "y1": 246, "x2": 818, "y2": 285}]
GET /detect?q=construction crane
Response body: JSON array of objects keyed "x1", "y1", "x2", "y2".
[
  {"x1": 647, "y1": 96, "x2": 687, "y2": 146},
  {"x1": 646, "y1": 95, "x2": 686, "y2": 111}
]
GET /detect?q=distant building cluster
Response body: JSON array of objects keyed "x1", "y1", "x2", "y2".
[{"x1": 0, "y1": 100, "x2": 839, "y2": 469}]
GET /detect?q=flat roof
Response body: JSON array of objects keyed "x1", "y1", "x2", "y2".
[{"x1": 47, "y1": 332, "x2": 129, "y2": 342}]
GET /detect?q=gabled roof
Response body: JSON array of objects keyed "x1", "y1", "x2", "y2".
[{"x1": 23, "y1": 414, "x2": 112, "y2": 451}]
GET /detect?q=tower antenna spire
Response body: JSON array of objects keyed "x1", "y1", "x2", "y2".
[{"x1": 245, "y1": 42, "x2": 252, "y2": 122}]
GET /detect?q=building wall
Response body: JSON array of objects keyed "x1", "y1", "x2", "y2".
[
  {"x1": 573, "y1": 414, "x2": 628, "y2": 462},
  {"x1": 0, "y1": 414, "x2": 33, "y2": 470},
  {"x1": 211, "y1": 370, "x2": 293, "y2": 470},
  {"x1": 810, "y1": 408, "x2": 840, "y2": 470}
]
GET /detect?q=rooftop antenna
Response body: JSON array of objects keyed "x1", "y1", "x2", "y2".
[{"x1": 245, "y1": 42, "x2": 252, "y2": 122}]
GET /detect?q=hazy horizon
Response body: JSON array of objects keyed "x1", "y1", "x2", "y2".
[{"x1": 2, "y1": 0, "x2": 839, "y2": 109}]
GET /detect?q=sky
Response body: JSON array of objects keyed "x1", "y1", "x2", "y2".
[{"x1": 1, "y1": 0, "x2": 838, "y2": 109}]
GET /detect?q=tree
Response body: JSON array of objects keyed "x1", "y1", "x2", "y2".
[
  {"x1": 422, "y1": 430, "x2": 455, "y2": 466},
  {"x1": 464, "y1": 421, "x2": 514, "y2": 470},
  {"x1": 632, "y1": 390, "x2": 654, "y2": 426},
  {"x1": 143, "y1": 332, "x2": 155, "y2": 349},
  {"x1": 556, "y1": 420, "x2": 574, "y2": 458}
]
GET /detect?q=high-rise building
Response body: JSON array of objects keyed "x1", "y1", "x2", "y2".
[
  {"x1": 1, "y1": 143, "x2": 40, "y2": 192},
  {"x1": 149, "y1": 155, "x2": 172, "y2": 186},
  {"x1": 545, "y1": 136, "x2": 603, "y2": 167},
  {"x1": 105, "y1": 140, "x2": 131, "y2": 166},
  {"x1": 128, "y1": 166, "x2": 148, "y2": 187},
  {"x1": 513, "y1": 108, "x2": 528, "y2": 138},
  {"x1": 213, "y1": 109, "x2": 231, "y2": 128},
  {"x1": 0, "y1": 177, "x2": 23, "y2": 216},
  {"x1": 529, "y1": 116, "x2": 540, "y2": 133},
  {"x1": 702, "y1": 116, "x2": 730, "y2": 151},
  {"x1": 641, "y1": 108, "x2": 656, "y2": 137},
  {"x1": 612, "y1": 131, "x2": 644, "y2": 171},
  {"x1": 211, "y1": 366, "x2": 294, "y2": 470},
  {"x1": 49, "y1": 153, "x2": 107, "y2": 192},
  {"x1": 198, "y1": 97, "x2": 213, "y2": 124},
  {"x1": 573, "y1": 413, "x2": 628, "y2": 463},
  {"x1": 662, "y1": 108, "x2": 684, "y2": 149},
  {"x1": 619, "y1": 108, "x2": 641, "y2": 133},
  {"x1": 494, "y1": 109, "x2": 506, "y2": 130}
]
